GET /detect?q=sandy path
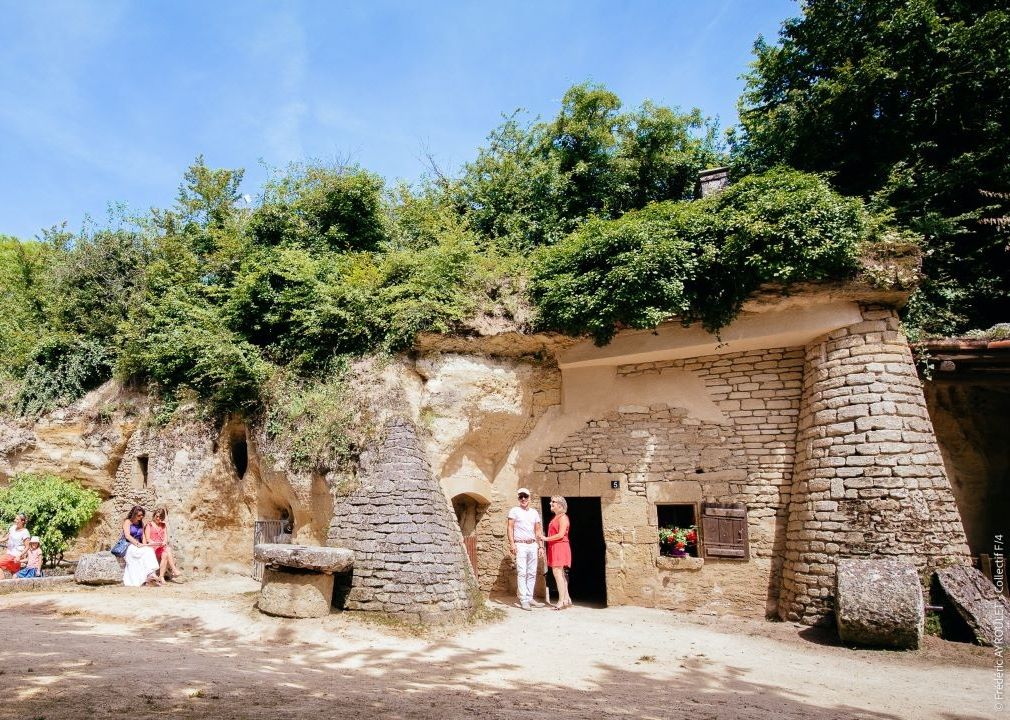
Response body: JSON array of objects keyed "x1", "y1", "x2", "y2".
[{"x1": 0, "y1": 575, "x2": 996, "y2": 720}]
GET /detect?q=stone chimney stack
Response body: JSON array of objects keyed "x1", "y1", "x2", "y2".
[{"x1": 698, "y1": 167, "x2": 730, "y2": 198}]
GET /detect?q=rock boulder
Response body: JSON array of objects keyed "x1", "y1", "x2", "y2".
[
  {"x1": 75, "y1": 552, "x2": 125, "y2": 585},
  {"x1": 836, "y1": 558, "x2": 924, "y2": 649},
  {"x1": 933, "y1": 565, "x2": 1010, "y2": 646},
  {"x1": 254, "y1": 544, "x2": 353, "y2": 574}
]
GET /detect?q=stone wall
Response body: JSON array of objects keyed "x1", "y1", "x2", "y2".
[
  {"x1": 108, "y1": 417, "x2": 258, "y2": 573},
  {"x1": 525, "y1": 346, "x2": 804, "y2": 616},
  {"x1": 327, "y1": 418, "x2": 476, "y2": 622},
  {"x1": 778, "y1": 306, "x2": 971, "y2": 624}
]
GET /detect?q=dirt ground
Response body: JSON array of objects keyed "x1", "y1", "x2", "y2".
[{"x1": 0, "y1": 575, "x2": 998, "y2": 720}]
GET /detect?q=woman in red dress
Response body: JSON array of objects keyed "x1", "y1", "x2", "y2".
[{"x1": 544, "y1": 496, "x2": 572, "y2": 609}]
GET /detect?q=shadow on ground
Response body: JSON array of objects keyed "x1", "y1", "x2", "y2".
[{"x1": 0, "y1": 601, "x2": 986, "y2": 720}]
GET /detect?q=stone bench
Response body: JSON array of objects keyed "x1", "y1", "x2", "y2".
[
  {"x1": 0, "y1": 575, "x2": 75, "y2": 595},
  {"x1": 254, "y1": 544, "x2": 354, "y2": 618}
]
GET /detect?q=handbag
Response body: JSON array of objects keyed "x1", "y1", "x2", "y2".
[{"x1": 110, "y1": 535, "x2": 129, "y2": 558}]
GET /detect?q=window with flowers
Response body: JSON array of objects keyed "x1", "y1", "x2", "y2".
[{"x1": 656, "y1": 504, "x2": 698, "y2": 558}]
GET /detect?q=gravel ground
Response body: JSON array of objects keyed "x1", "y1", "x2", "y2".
[{"x1": 0, "y1": 574, "x2": 996, "y2": 720}]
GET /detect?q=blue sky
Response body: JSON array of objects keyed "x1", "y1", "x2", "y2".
[{"x1": 0, "y1": 0, "x2": 796, "y2": 240}]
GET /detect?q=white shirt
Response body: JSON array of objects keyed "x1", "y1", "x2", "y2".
[
  {"x1": 508, "y1": 506, "x2": 541, "y2": 541},
  {"x1": 6, "y1": 526, "x2": 29, "y2": 555}
]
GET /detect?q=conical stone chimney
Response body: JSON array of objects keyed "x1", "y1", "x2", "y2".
[{"x1": 327, "y1": 417, "x2": 476, "y2": 623}]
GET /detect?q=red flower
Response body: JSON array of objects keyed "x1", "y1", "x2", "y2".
[
  {"x1": 686, "y1": 530, "x2": 697, "y2": 543},
  {"x1": 675, "y1": 541, "x2": 686, "y2": 549}
]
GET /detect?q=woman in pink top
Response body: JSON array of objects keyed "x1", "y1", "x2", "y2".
[
  {"x1": 144, "y1": 508, "x2": 182, "y2": 583},
  {"x1": 544, "y1": 496, "x2": 572, "y2": 609}
]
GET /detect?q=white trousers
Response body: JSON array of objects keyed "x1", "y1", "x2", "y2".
[{"x1": 515, "y1": 543, "x2": 538, "y2": 603}]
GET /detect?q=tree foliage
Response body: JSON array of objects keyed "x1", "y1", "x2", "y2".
[
  {"x1": 456, "y1": 82, "x2": 722, "y2": 250},
  {"x1": 733, "y1": 0, "x2": 1010, "y2": 335},
  {"x1": 0, "y1": 473, "x2": 101, "y2": 566},
  {"x1": 532, "y1": 168, "x2": 867, "y2": 344},
  {"x1": 0, "y1": 83, "x2": 885, "y2": 426}
]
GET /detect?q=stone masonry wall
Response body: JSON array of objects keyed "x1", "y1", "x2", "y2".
[
  {"x1": 328, "y1": 418, "x2": 476, "y2": 622},
  {"x1": 109, "y1": 419, "x2": 258, "y2": 574},
  {"x1": 530, "y1": 347, "x2": 804, "y2": 615},
  {"x1": 778, "y1": 305, "x2": 971, "y2": 625},
  {"x1": 622, "y1": 347, "x2": 804, "y2": 550}
]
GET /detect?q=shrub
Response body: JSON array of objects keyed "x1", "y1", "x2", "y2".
[
  {"x1": 0, "y1": 473, "x2": 101, "y2": 566},
  {"x1": 264, "y1": 365, "x2": 358, "y2": 472},
  {"x1": 532, "y1": 167, "x2": 869, "y2": 343},
  {"x1": 12, "y1": 336, "x2": 112, "y2": 416},
  {"x1": 119, "y1": 287, "x2": 269, "y2": 414}
]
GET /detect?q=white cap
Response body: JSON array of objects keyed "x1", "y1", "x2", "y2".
[
  {"x1": 29, "y1": 536, "x2": 40, "y2": 544},
  {"x1": 517, "y1": 488, "x2": 531, "y2": 497}
]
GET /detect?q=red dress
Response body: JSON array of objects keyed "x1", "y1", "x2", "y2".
[
  {"x1": 147, "y1": 522, "x2": 167, "y2": 561},
  {"x1": 546, "y1": 516, "x2": 571, "y2": 568}
]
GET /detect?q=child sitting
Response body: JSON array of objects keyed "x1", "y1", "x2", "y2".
[{"x1": 15, "y1": 536, "x2": 42, "y2": 579}]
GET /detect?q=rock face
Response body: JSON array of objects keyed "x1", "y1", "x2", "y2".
[
  {"x1": 75, "y1": 552, "x2": 125, "y2": 585},
  {"x1": 328, "y1": 417, "x2": 476, "y2": 622},
  {"x1": 258, "y1": 568, "x2": 334, "y2": 618},
  {"x1": 835, "y1": 558, "x2": 924, "y2": 649},
  {"x1": 254, "y1": 544, "x2": 353, "y2": 574},
  {"x1": 933, "y1": 565, "x2": 1010, "y2": 646}
]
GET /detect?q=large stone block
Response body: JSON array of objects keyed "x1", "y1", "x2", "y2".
[
  {"x1": 75, "y1": 552, "x2": 125, "y2": 585},
  {"x1": 254, "y1": 544, "x2": 353, "y2": 574},
  {"x1": 258, "y1": 568, "x2": 335, "y2": 618},
  {"x1": 933, "y1": 565, "x2": 1010, "y2": 646},
  {"x1": 835, "y1": 558, "x2": 924, "y2": 649}
]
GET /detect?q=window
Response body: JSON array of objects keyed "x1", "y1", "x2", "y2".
[
  {"x1": 133, "y1": 455, "x2": 149, "y2": 489},
  {"x1": 700, "y1": 502, "x2": 749, "y2": 559},
  {"x1": 657, "y1": 503, "x2": 699, "y2": 557}
]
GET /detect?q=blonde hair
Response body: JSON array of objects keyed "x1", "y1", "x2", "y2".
[
  {"x1": 153, "y1": 507, "x2": 167, "y2": 522},
  {"x1": 550, "y1": 496, "x2": 568, "y2": 513}
]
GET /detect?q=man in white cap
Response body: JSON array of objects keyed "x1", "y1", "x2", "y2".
[{"x1": 507, "y1": 487, "x2": 544, "y2": 610}]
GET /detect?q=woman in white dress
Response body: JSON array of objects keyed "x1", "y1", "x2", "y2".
[{"x1": 121, "y1": 506, "x2": 162, "y2": 587}]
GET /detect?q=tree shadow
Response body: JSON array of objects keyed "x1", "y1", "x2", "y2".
[{"x1": 1, "y1": 601, "x2": 989, "y2": 720}]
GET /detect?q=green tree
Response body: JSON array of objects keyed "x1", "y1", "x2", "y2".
[
  {"x1": 0, "y1": 473, "x2": 101, "y2": 566},
  {"x1": 249, "y1": 163, "x2": 386, "y2": 253},
  {"x1": 733, "y1": 0, "x2": 1010, "y2": 335},
  {"x1": 457, "y1": 82, "x2": 722, "y2": 251},
  {"x1": 0, "y1": 237, "x2": 50, "y2": 374}
]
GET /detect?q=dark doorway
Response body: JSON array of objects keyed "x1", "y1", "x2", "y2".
[
  {"x1": 231, "y1": 436, "x2": 248, "y2": 478},
  {"x1": 541, "y1": 496, "x2": 607, "y2": 606}
]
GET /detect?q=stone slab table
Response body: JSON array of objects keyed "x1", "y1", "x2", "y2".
[{"x1": 254, "y1": 543, "x2": 354, "y2": 618}]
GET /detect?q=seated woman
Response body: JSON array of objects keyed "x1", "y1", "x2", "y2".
[
  {"x1": 15, "y1": 536, "x2": 42, "y2": 578},
  {"x1": 144, "y1": 508, "x2": 182, "y2": 583},
  {"x1": 121, "y1": 506, "x2": 162, "y2": 587},
  {"x1": 0, "y1": 513, "x2": 30, "y2": 577}
]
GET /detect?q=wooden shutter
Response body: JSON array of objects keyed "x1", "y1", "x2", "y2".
[{"x1": 701, "y1": 502, "x2": 749, "y2": 559}]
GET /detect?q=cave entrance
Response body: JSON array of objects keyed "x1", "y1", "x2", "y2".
[
  {"x1": 452, "y1": 493, "x2": 488, "y2": 579},
  {"x1": 541, "y1": 496, "x2": 607, "y2": 606},
  {"x1": 230, "y1": 435, "x2": 248, "y2": 478}
]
